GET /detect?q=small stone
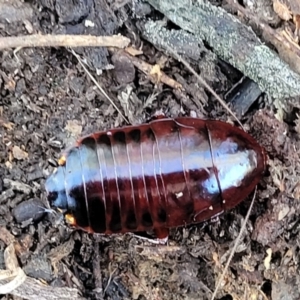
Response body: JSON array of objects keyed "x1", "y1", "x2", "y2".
[
  {"x1": 13, "y1": 198, "x2": 46, "y2": 223},
  {"x1": 12, "y1": 145, "x2": 28, "y2": 160}
]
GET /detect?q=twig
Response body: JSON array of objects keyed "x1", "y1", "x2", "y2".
[
  {"x1": 163, "y1": 43, "x2": 243, "y2": 128},
  {"x1": 211, "y1": 188, "x2": 257, "y2": 300},
  {"x1": 109, "y1": 48, "x2": 183, "y2": 90},
  {"x1": 71, "y1": 49, "x2": 129, "y2": 124},
  {"x1": 103, "y1": 264, "x2": 118, "y2": 294},
  {"x1": 0, "y1": 34, "x2": 130, "y2": 51},
  {"x1": 92, "y1": 240, "x2": 104, "y2": 299},
  {"x1": 123, "y1": 49, "x2": 182, "y2": 89}
]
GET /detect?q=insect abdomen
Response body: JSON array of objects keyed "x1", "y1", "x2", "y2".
[{"x1": 46, "y1": 117, "x2": 266, "y2": 235}]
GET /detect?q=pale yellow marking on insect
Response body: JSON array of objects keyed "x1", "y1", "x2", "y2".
[
  {"x1": 58, "y1": 155, "x2": 66, "y2": 166},
  {"x1": 65, "y1": 214, "x2": 76, "y2": 226},
  {"x1": 209, "y1": 206, "x2": 213, "y2": 210},
  {"x1": 223, "y1": 200, "x2": 226, "y2": 204}
]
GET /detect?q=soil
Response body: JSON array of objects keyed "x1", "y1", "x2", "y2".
[{"x1": 1, "y1": 1, "x2": 300, "y2": 300}]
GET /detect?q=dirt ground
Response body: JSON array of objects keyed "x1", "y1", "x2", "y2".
[{"x1": 1, "y1": 0, "x2": 300, "y2": 300}]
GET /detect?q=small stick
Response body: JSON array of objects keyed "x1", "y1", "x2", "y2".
[
  {"x1": 111, "y1": 48, "x2": 182, "y2": 90},
  {"x1": 71, "y1": 49, "x2": 129, "y2": 124},
  {"x1": 125, "y1": 50, "x2": 182, "y2": 89},
  {"x1": 92, "y1": 240, "x2": 104, "y2": 298},
  {"x1": 0, "y1": 34, "x2": 130, "y2": 50},
  {"x1": 211, "y1": 188, "x2": 257, "y2": 300},
  {"x1": 140, "y1": 21, "x2": 243, "y2": 125},
  {"x1": 163, "y1": 44, "x2": 244, "y2": 128}
]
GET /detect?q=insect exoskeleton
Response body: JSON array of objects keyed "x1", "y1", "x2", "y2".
[{"x1": 45, "y1": 117, "x2": 266, "y2": 238}]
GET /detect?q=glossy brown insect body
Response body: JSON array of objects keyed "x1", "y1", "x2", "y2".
[{"x1": 46, "y1": 117, "x2": 266, "y2": 238}]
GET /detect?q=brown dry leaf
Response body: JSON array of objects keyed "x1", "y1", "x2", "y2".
[
  {"x1": 273, "y1": 0, "x2": 300, "y2": 37},
  {"x1": 292, "y1": 181, "x2": 300, "y2": 199},
  {"x1": 2, "y1": 75, "x2": 16, "y2": 92},
  {"x1": 0, "y1": 117, "x2": 15, "y2": 130},
  {"x1": 65, "y1": 120, "x2": 82, "y2": 137},
  {"x1": 14, "y1": 234, "x2": 34, "y2": 258},
  {"x1": 0, "y1": 227, "x2": 15, "y2": 245},
  {"x1": 212, "y1": 251, "x2": 221, "y2": 267},
  {"x1": 149, "y1": 64, "x2": 163, "y2": 84},
  {"x1": 48, "y1": 238, "x2": 75, "y2": 275},
  {"x1": 3, "y1": 122, "x2": 15, "y2": 130},
  {"x1": 268, "y1": 159, "x2": 286, "y2": 192},
  {"x1": 12, "y1": 145, "x2": 28, "y2": 160},
  {"x1": 273, "y1": 0, "x2": 292, "y2": 20},
  {"x1": 8, "y1": 151, "x2": 13, "y2": 162},
  {"x1": 295, "y1": 14, "x2": 300, "y2": 37},
  {"x1": 131, "y1": 261, "x2": 164, "y2": 300},
  {"x1": 5, "y1": 161, "x2": 12, "y2": 169},
  {"x1": 277, "y1": 205, "x2": 290, "y2": 220},
  {"x1": 135, "y1": 245, "x2": 185, "y2": 262},
  {"x1": 48, "y1": 238, "x2": 75, "y2": 265}
]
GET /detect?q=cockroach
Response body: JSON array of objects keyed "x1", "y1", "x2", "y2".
[{"x1": 45, "y1": 117, "x2": 266, "y2": 239}]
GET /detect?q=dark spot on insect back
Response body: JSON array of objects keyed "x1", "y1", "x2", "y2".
[
  {"x1": 88, "y1": 195, "x2": 106, "y2": 233},
  {"x1": 144, "y1": 128, "x2": 155, "y2": 141},
  {"x1": 81, "y1": 136, "x2": 96, "y2": 149},
  {"x1": 113, "y1": 131, "x2": 126, "y2": 144},
  {"x1": 97, "y1": 134, "x2": 111, "y2": 146},
  {"x1": 128, "y1": 129, "x2": 141, "y2": 143},
  {"x1": 142, "y1": 212, "x2": 153, "y2": 227},
  {"x1": 110, "y1": 216, "x2": 122, "y2": 232},
  {"x1": 126, "y1": 210, "x2": 138, "y2": 230},
  {"x1": 69, "y1": 187, "x2": 89, "y2": 228},
  {"x1": 109, "y1": 202, "x2": 122, "y2": 232},
  {"x1": 157, "y1": 209, "x2": 167, "y2": 223}
]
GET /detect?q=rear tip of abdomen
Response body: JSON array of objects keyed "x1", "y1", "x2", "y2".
[{"x1": 206, "y1": 120, "x2": 266, "y2": 210}]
